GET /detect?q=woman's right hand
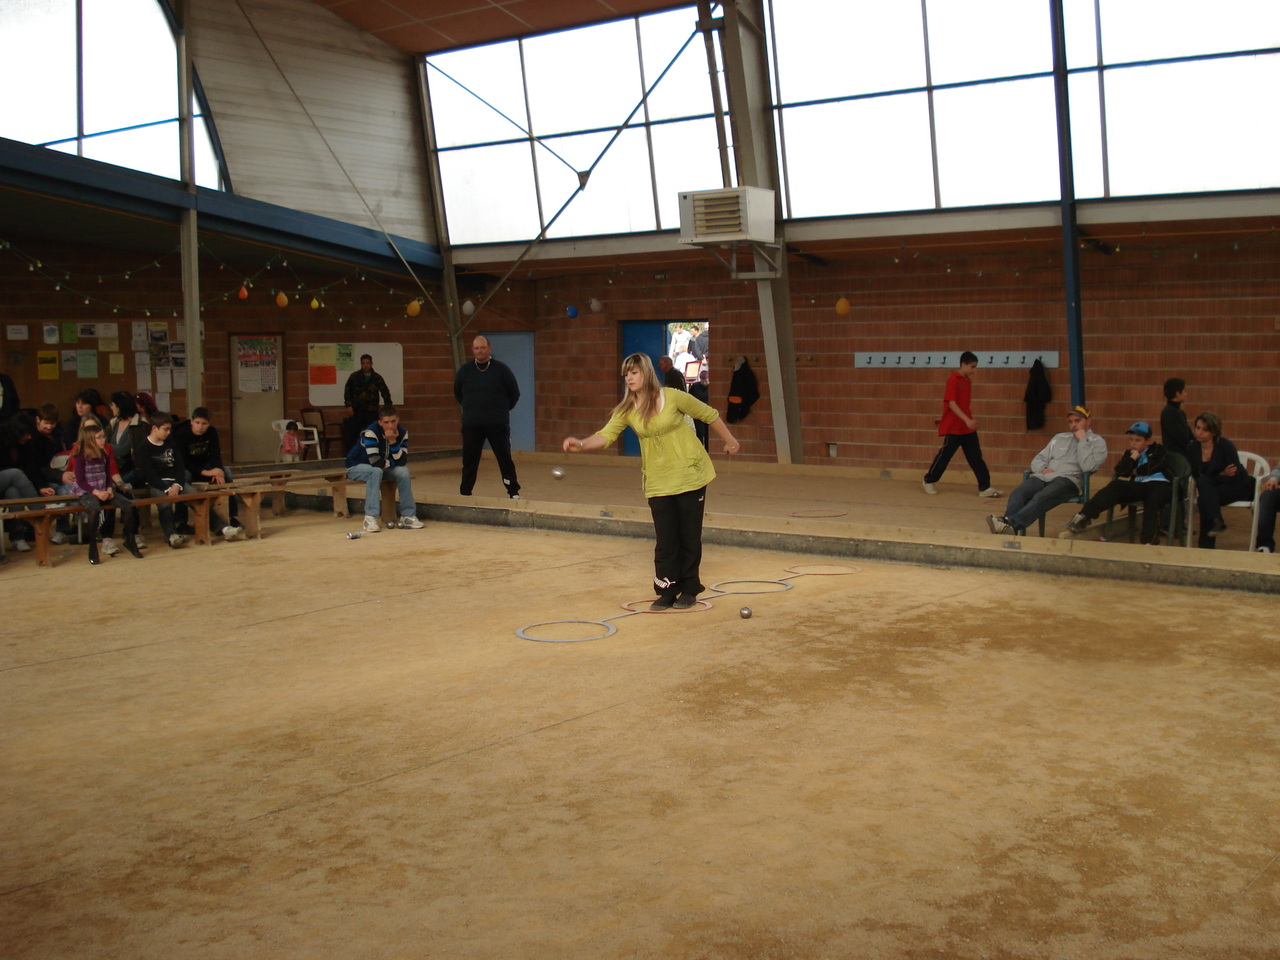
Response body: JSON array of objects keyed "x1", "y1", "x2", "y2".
[{"x1": 562, "y1": 437, "x2": 582, "y2": 453}]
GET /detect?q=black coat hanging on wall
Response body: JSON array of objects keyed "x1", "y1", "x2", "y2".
[{"x1": 1024, "y1": 359, "x2": 1052, "y2": 430}]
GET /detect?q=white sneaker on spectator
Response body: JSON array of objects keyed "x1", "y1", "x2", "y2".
[
  {"x1": 398, "y1": 516, "x2": 424, "y2": 529},
  {"x1": 101, "y1": 538, "x2": 120, "y2": 556},
  {"x1": 13, "y1": 539, "x2": 31, "y2": 553},
  {"x1": 222, "y1": 524, "x2": 244, "y2": 541},
  {"x1": 134, "y1": 533, "x2": 147, "y2": 550},
  {"x1": 1258, "y1": 546, "x2": 1273, "y2": 553},
  {"x1": 50, "y1": 530, "x2": 67, "y2": 545},
  {"x1": 922, "y1": 482, "x2": 937, "y2": 495},
  {"x1": 362, "y1": 516, "x2": 382, "y2": 533},
  {"x1": 168, "y1": 533, "x2": 189, "y2": 548},
  {"x1": 977, "y1": 487, "x2": 1001, "y2": 498}
]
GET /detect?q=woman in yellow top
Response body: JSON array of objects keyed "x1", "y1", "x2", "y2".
[{"x1": 563, "y1": 353, "x2": 740, "y2": 611}]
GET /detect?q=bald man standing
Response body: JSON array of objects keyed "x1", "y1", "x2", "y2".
[{"x1": 453, "y1": 335, "x2": 522, "y2": 499}]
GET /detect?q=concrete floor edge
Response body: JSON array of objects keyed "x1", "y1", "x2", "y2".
[{"x1": 289, "y1": 492, "x2": 1280, "y2": 596}]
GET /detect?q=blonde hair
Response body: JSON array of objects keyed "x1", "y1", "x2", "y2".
[
  {"x1": 612, "y1": 353, "x2": 664, "y2": 423},
  {"x1": 74, "y1": 416, "x2": 106, "y2": 459}
]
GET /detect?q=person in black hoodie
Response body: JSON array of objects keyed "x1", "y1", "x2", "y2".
[
  {"x1": 453, "y1": 335, "x2": 521, "y2": 499},
  {"x1": 133, "y1": 412, "x2": 192, "y2": 548},
  {"x1": 172, "y1": 407, "x2": 242, "y2": 540},
  {"x1": 1061, "y1": 421, "x2": 1171, "y2": 545}
]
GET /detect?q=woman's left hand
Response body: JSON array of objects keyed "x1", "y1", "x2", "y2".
[{"x1": 1223, "y1": 464, "x2": 1238, "y2": 477}]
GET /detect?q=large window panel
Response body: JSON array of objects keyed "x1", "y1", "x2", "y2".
[
  {"x1": 425, "y1": 41, "x2": 529, "y2": 148},
  {"x1": 82, "y1": 123, "x2": 179, "y2": 179},
  {"x1": 1062, "y1": 0, "x2": 1101, "y2": 69},
  {"x1": 439, "y1": 143, "x2": 541, "y2": 245},
  {"x1": 1099, "y1": 0, "x2": 1280, "y2": 63},
  {"x1": 638, "y1": 8, "x2": 714, "y2": 121},
  {"x1": 0, "y1": 0, "x2": 77, "y2": 145},
  {"x1": 1105, "y1": 56, "x2": 1280, "y2": 195},
  {"x1": 1067, "y1": 72, "x2": 1105, "y2": 199},
  {"x1": 538, "y1": 128, "x2": 658, "y2": 238},
  {"x1": 651, "y1": 117, "x2": 728, "y2": 229},
  {"x1": 933, "y1": 78, "x2": 1060, "y2": 207},
  {"x1": 82, "y1": 0, "x2": 177, "y2": 135},
  {"x1": 925, "y1": 0, "x2": 1052, "y2": 85},
  {"x1": 772, "y1": 0, "x2": 926, "y2": 103},
  {"x1": 523, "y1": 20, "x2": 643, "y2": 137},
  {"x1": 782, "y1": 94, "x2": 935, "y2": 218}
]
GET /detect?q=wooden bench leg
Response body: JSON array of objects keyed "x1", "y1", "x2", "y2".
[
  {"x1": 381, "y1": 480, "x2": 397, "y2": 524},
  {"x1": 190, "y1": 499, "x2": 214, "y2": 546},
  {"x1": 271, "y1": 481, "x2": 290, "y2": 517},
  {"x1": 330, "y1": 481, "x2": 350, "y2": 518},
  {"x1": 238, "y1": 492, "x2": 264, "y2": 539},
  {"x1": 30, "y1": 514, "x2": 55, "y2": 567}
]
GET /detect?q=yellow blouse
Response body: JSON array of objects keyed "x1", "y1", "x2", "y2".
[{"x1": 597, "y1": 388, "x2": 720, "y2": 498}]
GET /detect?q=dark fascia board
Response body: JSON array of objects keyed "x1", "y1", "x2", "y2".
[{"x1": 0, "y1": 137, "x2": 441, "y2": 276}]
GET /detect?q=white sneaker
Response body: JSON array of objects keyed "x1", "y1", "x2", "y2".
[
  {"x1": 1258, "y1": 546, "x2": 1273, "y2": 553},
  {"x1": 978, "y1": 488, "x2": 1001, "y2": 498},
  {"x1": 362, "y1": 516, "x2": 382, "y2": 533},
  {"x1": 51, "y1": 530, "x2": 67, "y2": 545},
  {"x1": 922, "y1": 482, "x2": 937, "y2": 495},
  {"x1": 398, "y1": 516, "x2": 424, "y2": 529},
  {"x1": 168, "y1": 533, "x2": 189, "y2": 548},
  {"x1": 509, "y1": 494, "x2": 523, "y2": 500},
  {"x1": 12, "y1": 539, "x2": 31, "y2": 553},
  {"x1": 222, "y1": 524, "x2": 244, "y2": 541},
  {"x1": 135, "y1": 533, "x2": 147, "y2": 550},
  {"x1": 101, "y1": 537, "x2": 120, "y2": 556}
]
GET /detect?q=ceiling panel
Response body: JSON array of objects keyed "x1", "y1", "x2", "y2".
[{"x1": 309, "y1": 0, "x2": 692, "y2": 55}]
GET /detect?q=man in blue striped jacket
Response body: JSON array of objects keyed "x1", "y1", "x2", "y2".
[{"x1": 345, "y1": 405, "x2": 424, "y2": 533}]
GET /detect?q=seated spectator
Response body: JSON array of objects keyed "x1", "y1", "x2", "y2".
[
  {"x1": 987, "y1": 404, "x2": 1107, "y2": 536},
  {"x1": 0, "y1": 414, "x2": 44, "y2": 553},
  {"x1": 61, "y1": 388, "x2": 108, "y2": 450},
  {"x1": 70, "y1": 419, "x2": 143, "y2": 563},
  {"x1": 133, "y1": 412, "x2": 192, "y2": 548},
  {"x1": 1061, "y1": 421, "x2": 1171, "y2": 545},
  {"x1": 1254, "y1": 465, "x2": 1280, "y2": 554},
  {"x1": 101, "y1": 392, "x2": 150, "y2": 555},
  {"x1": 345, "y1": 405, "x2": 424, "y2": 533},
  {"x1": 172, "y1": 407, "x2": 243, "y2": 541},
  {"x1": 1187, "y1": 411, "x2": 1255, "y2": 550},
  {"x1": 31, "y1": 404, "x2": 77, "y2": 545},
  {"x1": 280, "y1": 421, "x2": 303, "y2": 462},
  {"x1": 657, "y1": 355, "x2": 686, "y2": 391},
  {"x1": 134, "y1": 392, "x2": 158, "y2": 422}
]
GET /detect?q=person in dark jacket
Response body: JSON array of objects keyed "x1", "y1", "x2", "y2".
[
  {"x1": 343, "y1": 354, "x2": 393, "y2": 451},
  {"x1": 453, "y1": 335, "x2": 521, "y2": 499},
  {"x1": 345, "y1": 405, "x2": 423, "y2": 532},
  {"x1": 1186, "y1": 411, "x2": 1254, "y2": 549},
  {"x1": 1160, "y1": 377, "x2": 1193, "y2": 454},
  {"x1": 172, "y1": 407, "x2": 242, "y2": 541},
  {"x1": 1061, "y1": 421, "x2": 1171, "y2": 545}
]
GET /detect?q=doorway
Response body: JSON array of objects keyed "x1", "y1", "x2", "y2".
[
  {"x1": 229, "y1": 333, "x2": 284, "y2": 463},
  {"x1": 481, "y1": 331, "x2": 535, "y2": 451},
  {"x1": 620, "y1": 321, "x2": 668, "y2": 456}
]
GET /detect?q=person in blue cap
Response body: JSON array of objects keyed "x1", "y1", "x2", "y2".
[{"x1": 1061, "y1": 420, "x2": 1171, "y2": 545}]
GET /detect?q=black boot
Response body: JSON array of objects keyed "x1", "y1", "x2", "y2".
[
  {"x1": 123, "y1": 507, "x2": 144, "y2": 559},
  {"x1": 87, "y1": 511, "x2": 101, "y2": 565}
]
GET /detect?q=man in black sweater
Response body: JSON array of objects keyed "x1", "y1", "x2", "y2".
[
  {"x1": 1160, "y1": 377, "x2": 1192, "y2": 454},
  {"x1": 172, "y1": 407, "x2": 242, "y2": 540},
  {"x1": 453, "y1": 335, "x2": 521, "y2": 499}
]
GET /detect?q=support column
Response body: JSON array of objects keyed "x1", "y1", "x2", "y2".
[
  {"x1": 174, "y1": 2, "x2": 203, "y2": 410},
  {"x1": 707, "y1": 0, "x2": 802, "y2": 463},
  {"x1": 1050, "y1": 0, "x2": 1086, "y2": 407}
]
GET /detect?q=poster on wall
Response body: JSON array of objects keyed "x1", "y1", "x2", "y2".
[
  {"x1": 237, "y1": 337, "x2": 281, "y2": 393},
  {"x1": 38, "y1": 351, "x2": 59, "y2": 380},
  {"x1": 6, "y1": 324, "x2": 29, "y2": 340},
  {"x1": 43, "y1": 323, "x2": 59, "y2": 345}
]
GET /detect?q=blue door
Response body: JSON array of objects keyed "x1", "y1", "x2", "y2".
[
  {"x1": 620, "y1": 321, "x2": 669, "y2": 456},
  {"x1": 481, "y1": 331, "x2": 535, "y2": 451}
]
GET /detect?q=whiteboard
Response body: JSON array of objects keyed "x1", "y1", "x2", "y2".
[{"x1": 307, "y1": 342, "x2": 404, "y2": 407}]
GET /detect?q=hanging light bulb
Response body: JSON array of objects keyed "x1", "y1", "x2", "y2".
[
  {"x1": 406, "y1": 299, "x2": 421, "y2": 317},
  {"x1": 589, "y1": 298, "x2": 604, "y2": 313},
  {"x1": 276, "y1": 291, "x2": 289, "y2": 308},
  {"x1": 566, "y1": 305, "x2": 579, "y2": 319},
  {"x1": 310, "y1": 297, "x2": 320, "y2": 309},
  {"x1": 238, "y1": 285, "x2": 249, "y2": 300},
  {"x1": 461, "y1": 299, "x2": 476, "y2": 317},
  {"x1": 835, "y1": 297, "x2": 851, "y2": 316}
]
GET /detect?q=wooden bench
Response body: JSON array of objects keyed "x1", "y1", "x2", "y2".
[{"x1": 1, "y1": 489, "x2": 269, "y2": 568}]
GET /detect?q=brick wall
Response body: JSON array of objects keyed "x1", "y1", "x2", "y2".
[{"x1": 4, "y1": 219, "x2": 1278, "y2": 476}]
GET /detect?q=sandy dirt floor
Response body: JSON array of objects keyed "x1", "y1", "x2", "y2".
[{"x1": 2, "y1": 506, "x2": 1278, "y2": 959}]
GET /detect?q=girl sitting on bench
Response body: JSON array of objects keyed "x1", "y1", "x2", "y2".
[{"x1": 71, "y1": 420, "x2": 143, "y2": 564}]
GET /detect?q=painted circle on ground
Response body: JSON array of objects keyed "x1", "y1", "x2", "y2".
[
  {"x1": 707, "y1": 579, "x2": 794, "y2": 594},
  {"x1": 620, "y1": 599, "x2": 714, "y2": 613},
  {"x1": 782, "y1": 563, "x2": 862, "y2": 576},
  {"x1": 517, "y1": 619, "x2": 618, "y2": 642},
  {"x1": 788, "y1": 509, "x2": 849, "y2": 518}
]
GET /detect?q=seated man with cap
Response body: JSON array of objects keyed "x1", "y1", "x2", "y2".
[
  {"x1": 986, "y1": 404, "x2": 1107, "y2": 536},
  {"x1": 1061, "y1": 420, "x2": 1171, "y2": 545}
]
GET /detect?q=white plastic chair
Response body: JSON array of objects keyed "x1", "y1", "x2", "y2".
[
  {"x1": 1227, "y1": 452, "x2": 1271, "y2": 552},
  {"x1": 270, "y1": 418, "x2": 319, "y2": 461}
]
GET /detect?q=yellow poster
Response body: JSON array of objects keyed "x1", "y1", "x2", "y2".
[
  {"x1": 110, "y1": 353, "x2": 125, "y2": 375},
  {"x1": 38, "y1": 350, "x2": 60, "y2": 380}
]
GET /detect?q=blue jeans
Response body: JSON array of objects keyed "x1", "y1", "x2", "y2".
[
  {"x1": 347, "y1": 464, "x2": 415, "y2": 517},
  {"x1": 1004, "y1": 476, "x2": 1079, "y2": 533}
]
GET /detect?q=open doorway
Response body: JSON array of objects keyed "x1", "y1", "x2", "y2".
[{"x1": 665, "y1": 321, "x2": 709, "y2": 386}]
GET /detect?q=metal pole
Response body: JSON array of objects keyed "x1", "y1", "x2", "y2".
[
  {"x1": 174, "y1": 1, "x2": 203, "y2": 411},
  {"x1": 1050, "y1": 0, "x2": 1086, "y2": 406}
]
